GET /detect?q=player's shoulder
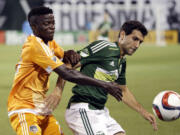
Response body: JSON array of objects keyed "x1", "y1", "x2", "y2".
[
  {"x1": 24, "y1": 35, "x2": 38, "y2": 47},
  {"x1": 23, "y1": 35, "x2": 44, "y2": 53},
  {"x1": 88, "y1": 40, "x2": 118, "y2": 52},
  {"x1": 49, "y1": 40, "x2": 59, "y2": 47},
  {"x1": 90, "y1": 40, "x2": 117, "y2": 48}
]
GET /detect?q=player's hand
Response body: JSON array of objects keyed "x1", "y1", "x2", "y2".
[
  {"x1": 63, "y1": 50, "x2": 81, "y2": 66},
  {"x1": 43, "y1": 89, "x2": 62, "y2": 113},
  {"x1": 104, "y1": 82, "x2": 123, "y2": 101},
  {"x1": 141, "y1": 111, "x2": 158, "y2": 131}
]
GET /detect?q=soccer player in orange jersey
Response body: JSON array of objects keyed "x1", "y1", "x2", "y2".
[{"x1": 7, "y1": 6, "x2": 123, "y2": 135}]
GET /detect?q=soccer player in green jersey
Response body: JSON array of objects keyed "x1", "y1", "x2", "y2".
[
  {"x1": 65, "y1": 20, "x2": 158, "y2": 135},
  {"x1": 45, "y1": 20, "x2": 158, "y2": 135}
]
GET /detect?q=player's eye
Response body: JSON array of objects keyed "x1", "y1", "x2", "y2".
[{"x1": 133, "y1": 37, "x2": 139, "y2": 41}]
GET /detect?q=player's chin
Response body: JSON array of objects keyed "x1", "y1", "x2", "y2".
[
  {"x1": 128, "y1": 50, "x2": 136, "y2": 55},
  {"x1": 47, "y1": 35, "x2": 54, "y2": 41},
  {"x1": 127, "y1": 51, "x2": 134, "y2": 56}
]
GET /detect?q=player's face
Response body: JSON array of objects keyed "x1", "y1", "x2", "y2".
[
  {"x1": 33, "y1": 14, "x2": 55, "y2": 42},
  {"x1": 119, "y1": 30, "x2": 144, "y2": 55}
]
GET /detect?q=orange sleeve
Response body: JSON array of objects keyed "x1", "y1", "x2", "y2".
[
  {"x1": 30, "y1": 40, "x2": 64, "y2": 73},
  {"x1": 51, "y1": 40, "x2": 64, "y2": 59}
]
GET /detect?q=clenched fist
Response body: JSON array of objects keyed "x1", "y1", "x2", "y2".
[{"x1": 63, "y1": 50, "x2": 81, "y2": 66}]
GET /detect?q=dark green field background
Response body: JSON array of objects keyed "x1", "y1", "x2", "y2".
[{"x1": 0, "y1": 44, "x2": 180, "y2": 135}]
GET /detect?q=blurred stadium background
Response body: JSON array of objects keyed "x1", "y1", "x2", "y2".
[{"x1": 0, "y1": 0, "x2": 180, "y2": 135}]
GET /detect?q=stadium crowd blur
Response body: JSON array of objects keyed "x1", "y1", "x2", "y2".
[{"x1": 0, "y1": 0, "x2": 180, "y2": 45}]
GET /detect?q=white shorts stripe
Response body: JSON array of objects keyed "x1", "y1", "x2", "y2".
[{"x1": 82, "y1": 109, "x2": 94, "y2": 135}]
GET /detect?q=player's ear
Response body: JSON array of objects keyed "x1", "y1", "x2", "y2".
[
  {"x1": 119, "y1": 31, "x2": 126, "y2": 42},
  {"x1": 29, "y1": 16, "x2": 37, "y2": 31},
  {"x1": 121, "y1": 31, "x2": 126, "y2": 39},
  {"x1": 29, "y1": 24, "x2": 36, "y2": 34}
]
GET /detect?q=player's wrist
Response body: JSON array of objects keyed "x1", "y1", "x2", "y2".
[{"x1": 53, "y1": 89, "x2": 62, "y2": 97}]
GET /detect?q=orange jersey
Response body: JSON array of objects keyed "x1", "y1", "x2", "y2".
[{"x1": 8, "y1": 35, "x2": 64, "y2": 116}]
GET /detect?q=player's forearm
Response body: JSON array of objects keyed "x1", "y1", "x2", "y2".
[
  {"x1": 121, "y1": 85, "x2": 147, "y2": 115},
  {"x1": 55, "y1": 76, "x2": 66, "y2": 93},
  {"x1": 62, "y1": 69, "x2": 107, "y2": 87},
  {"x1": 55, "y1": 63, "x2": 71, "y2": 93},
  {"x1": 54, "y1": 65, "x2": 107, "y2": 88}
]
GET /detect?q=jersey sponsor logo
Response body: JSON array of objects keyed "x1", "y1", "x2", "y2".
[
  {"x1": 94, "y1": 67, "x2": 119, "y2": 81},
  {"x1": 29, "y1": 125, "x2": 38, "y2": 133},
  {"x1": 91, "y1": 41, "x2": 117, "y2": 54}
]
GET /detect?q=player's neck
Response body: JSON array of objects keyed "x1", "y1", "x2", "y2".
[
  {"x1": 118, "y1": 42, "x2": 124, "y2": 58},
  {"x1": 34, "y1": 34, "x2": 48, "y2": 45}
]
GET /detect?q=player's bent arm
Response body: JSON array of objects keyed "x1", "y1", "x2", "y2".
[
  {"x1": 44, "y1": 76, "x2": 66, "y2": 111},
  {"x1": 119, "y1": 85, "x2": 158, "y2": 131},
  {"x1": 54, "y1": 76, "x2": 66, "y2": 98},
  {"x1": 53, "y1": 64, "x2": 123, "y2": 101}
]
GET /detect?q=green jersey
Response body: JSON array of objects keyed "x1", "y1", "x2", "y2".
[{"x1": 68, "y1": 40, "x2": 126, "y2": 109}]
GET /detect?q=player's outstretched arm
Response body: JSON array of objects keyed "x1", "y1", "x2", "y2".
[
  {"x1": 54, "y1": 64, "x2": 123, "y2": 101},
  {"x1": 119, "y1": 85, "x2": 158, "y2": 131}
]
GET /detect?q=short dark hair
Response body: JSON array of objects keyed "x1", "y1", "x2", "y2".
[
  {"x1": 119, "y1": 20, "x2": 148, "y2": 37},
  {"x1": 28, "y1": 6, "x2": 53, "y2": 22}
]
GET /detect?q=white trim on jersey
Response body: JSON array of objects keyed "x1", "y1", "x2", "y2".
[
  {"x1": 91, "y1": 41, "x2": 108, "y2": 51},
  {"x1": 80, "y1": 51, "x2": 89, "y2": 57},
  {"x1": 36, "y1": 36, "x2": 53, "y2": 57},
  {"x1": 8, "y1": 109, "x2": 39, "y2": 117},
  {"x1": 91, "y1": 40, "x2": 117, "y2": 54},
  {"x1": 15, "y1": 63, "x2": 21, "y2": 76},
  {"x1": 93, "y1": 44, "x2": 109, "y2": 53},
  {"x1": 45, "y1": 66, "x2": 53, "y2": 74}
]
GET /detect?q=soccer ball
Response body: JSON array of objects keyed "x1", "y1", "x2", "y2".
[{"x1": 152, "y1": 90, "x2": 180, "y2": 121}]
